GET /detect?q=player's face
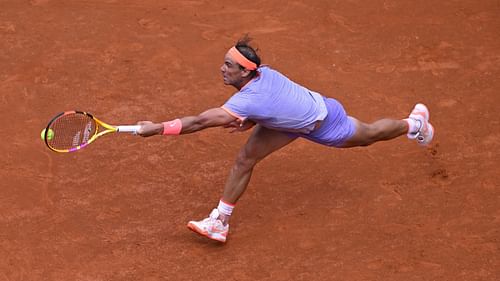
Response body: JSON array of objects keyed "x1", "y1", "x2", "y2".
[{"x1": 221, "y1": 53, "x2": 245, "y2": 87}]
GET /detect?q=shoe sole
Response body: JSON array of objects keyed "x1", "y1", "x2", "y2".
[{"x1": 187, "y1": 222, "x2": 227, "y2": 243}]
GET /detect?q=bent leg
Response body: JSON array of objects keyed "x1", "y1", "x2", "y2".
[
  {"x1": 222, "y1": 125, "x2": 296, "y2": 203},
  {"x1": 188, "y1": 126, "x2": 296, "y2": 240},
  {"x1": 339, "y1": 117, "x2": 408, "y2": 148}
]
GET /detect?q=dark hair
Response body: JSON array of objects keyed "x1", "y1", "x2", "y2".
[{"x1": 235, "y1": 34, "x2": 261, "y2": 77}]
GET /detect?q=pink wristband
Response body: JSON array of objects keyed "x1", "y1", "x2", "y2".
[{"x1": 162, "y1": 119, "x2": 182, "y2": 135}]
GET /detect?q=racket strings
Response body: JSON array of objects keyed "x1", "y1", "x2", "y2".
[{"x1": 47, "y1": 113, "x2": 97, "y2": 150}]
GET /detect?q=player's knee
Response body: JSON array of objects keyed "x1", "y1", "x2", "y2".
[
  {"x1": 358, "y1": 124, "x2": 381, "y2": 146},
  {"x1": 234, "y1": 150, "x2": 258, "y2": 172},
  {"x1": 367, "y1": 123, "x2": 388, "y2": 143}
]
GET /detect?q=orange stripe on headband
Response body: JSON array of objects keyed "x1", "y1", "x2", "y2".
[{"x1": 228, "y1": 46, "x2": 257, "y2": 70}]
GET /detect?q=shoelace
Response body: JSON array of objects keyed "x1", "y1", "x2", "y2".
[
  {"x1": 407, "y1": 118, "x2": 422, "y2": 140},
  {"x1": 204, "y1": 209, "x2": 227, "y2": 233},
  {"x1": 201, "y1": 216, "x2": 222, "y2": 231}
]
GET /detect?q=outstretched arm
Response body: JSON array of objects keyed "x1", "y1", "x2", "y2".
[{"x1": 137, "y1": 107, "x2": 238, "y2": 137}]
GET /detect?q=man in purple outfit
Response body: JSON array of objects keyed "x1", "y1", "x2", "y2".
[{"x1": 137, "y1": 36, "x2": 434, "y2": 243}]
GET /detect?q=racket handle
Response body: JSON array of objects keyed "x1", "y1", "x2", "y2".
[{"x1": 116, "y1": 125, "x2": 141, "y2": 133}]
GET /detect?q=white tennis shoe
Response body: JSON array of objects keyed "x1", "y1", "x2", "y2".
[
  {"x1": 187, "y1": 209, "x2": 229, "y2": 243},
  {"x1": 407, "y1": 103, "x2": 434, "y2": 145}
]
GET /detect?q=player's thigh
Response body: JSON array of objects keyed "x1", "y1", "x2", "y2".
[
  {"x1": 243, "y1": 125, "x2": 296, "y2": 161},
  {"x1": 338, "y1": 117, "x2": 372, "y2": 148}
]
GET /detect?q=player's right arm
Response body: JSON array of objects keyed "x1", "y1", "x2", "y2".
[{"x1": 137, "y1": 107, "x2": 238, "y2": 137}]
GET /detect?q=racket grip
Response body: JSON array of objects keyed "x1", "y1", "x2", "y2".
[{"x1": 116, "y1": 125, "x2": 141, "y2": 133}]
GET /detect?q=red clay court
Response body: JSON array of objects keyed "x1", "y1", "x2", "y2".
[{"x1": 1, "y1": 0, "x2": 499, "y2": 280}]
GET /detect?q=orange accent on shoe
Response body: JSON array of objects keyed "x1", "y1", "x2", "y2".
[{"x1": 187, "y1": 223, "x2": 227, "y2": 243}]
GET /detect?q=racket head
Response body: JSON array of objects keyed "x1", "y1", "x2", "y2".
[{"x1": 44, "y1": 111, "x2": 109, "y2": 153}]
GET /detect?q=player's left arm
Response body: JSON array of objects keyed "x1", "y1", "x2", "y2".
[{"x1": 137, "y1": 107, "x2": 237, "y2": 137}]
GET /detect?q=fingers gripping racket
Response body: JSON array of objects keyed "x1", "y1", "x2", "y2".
[{"x1": 44, "y1": 111, "x2": 140, "y2": 153}]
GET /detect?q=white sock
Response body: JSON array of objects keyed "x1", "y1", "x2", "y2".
[
  {"x1": 217, "y1": 199, "x2": 234, "y2": 217},
  {"x1": 404, "y1": 118, "x2": 420, "y2": 134}
]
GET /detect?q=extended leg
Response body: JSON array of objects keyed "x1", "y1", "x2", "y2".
[
  {"x1": 339, "y1": 117, "x2": 408, "y2": 148},
  {"x1": 340, "y1": 103, "x2": 434, "y2": 148}
]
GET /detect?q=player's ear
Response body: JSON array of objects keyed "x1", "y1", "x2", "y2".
[{"x1": 241, "y1": 69, "x2": 252, "y2": 78}]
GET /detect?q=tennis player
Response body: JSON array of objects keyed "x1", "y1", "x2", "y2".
[{"x1": 137, "y1": 36, "x2": 434, "y2": 243}]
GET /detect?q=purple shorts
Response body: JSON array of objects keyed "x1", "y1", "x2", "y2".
[{"x1": 290, "y1": 97, "x2": 356, "y2": 147}]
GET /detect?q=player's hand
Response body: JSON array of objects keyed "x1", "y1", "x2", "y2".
[
  {"x1": 224, "y1": 120, "x2": 255, "y2": 133},
  {"x1": 137, "y1": 121, "x2": 163, "y2": 137}
]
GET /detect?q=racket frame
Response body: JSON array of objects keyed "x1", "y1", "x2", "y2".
[{"x1": 44, "y1": 110, "x2": 139, "y2": 153}]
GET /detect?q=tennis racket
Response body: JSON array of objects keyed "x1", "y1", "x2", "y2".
[{"x1": 43, "y1": 110, "x2": 140, "y2": 153}]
